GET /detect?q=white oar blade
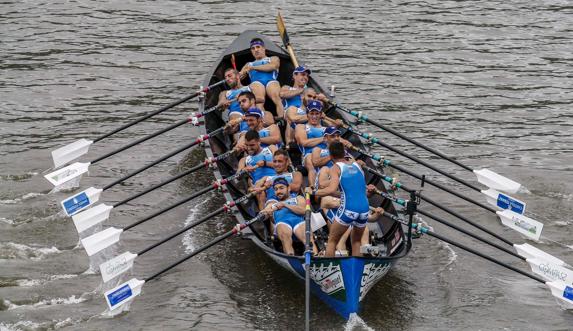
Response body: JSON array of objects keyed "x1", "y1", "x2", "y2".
[
  {"x1": 514, "y1": 243, "x2": 567, "y2": 267},
  {"x1": 100, "y1": 251, "x2": 138, "y2": 283},
  {"x1": 104, "y1": 278, "x2": 145, "y2": 311},
  {"x1": 546, "y1": 281, "x2": 573, "y2": 309},
  {"x1": 52, "y1": 139, "x2": 93, "y2": 169},
  {"x1": 497, "y1": 210, "x2": 543, "y2": 241},
  {"x1": 481, "y1": 188, "x2": 526, "y2": 214},
  {"x1": 526, "y1": 258, "x2": 573, "y2": 284},
  {"x1": 61, "y1": 187, "x2": 103, "y2": 216},
  {"x1": 81, "y1": 227, "x2": 123, "y2": 256},
  {"x1": 474, "y1": 168, "x2": 521, "y2": 194},
  {"x1": 72, "y1": 203, "x2": 113, "y2": 233},
  {"x1": 44, "y1": 162, "x2": 90, "y2": 188}
]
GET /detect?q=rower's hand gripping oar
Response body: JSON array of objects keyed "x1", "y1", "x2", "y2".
[
  {"x1": 59, "y1": 123, "x2": 230, "y2": 216},
  {"x1": 46, "y1": 105, "x2": 221, "y2": 191},
  {"x1": 384, "y1": 211, "x2": 573, "y2": 310},
  {"x1": 103, "y1": 212, "x2": 267, "y2": 312},
  {"x1": 71, "y1": 149, "x2": 237, "y2": 234},
  {"x1": 99, "y1": 192, "x2": 256, "y2": 282},
  {"x1": 336, "y1": 105, "x2": 522, "y2": 194},
  {"x1": 80, "y1": 169, "x2": 251, "y2": 256},
  {"x1": 50, "y1": 80, "x2": 225, "y2": 169}
]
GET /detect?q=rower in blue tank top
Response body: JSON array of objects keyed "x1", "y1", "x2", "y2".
[
  {"x1": 265, "y1": 172, "x2": 295, "y2": 203},
  {"x1": 219, "y1": 69, "x2": 252, "y2": 132},
  {"x1": 247, "y1": 57, "x2": 278, "y2": 88},
  {"x1": 280, "y1": 65, "x2": 311, "y2": 109},
  {"x1": 238, "y1": 130, "x2": 277, "y2": 186},
  {"x1": 237, "y1": 108, "x2": 283, "y2": 149},
  {"x1": 295, "y1": 100, "x2": 327, "y2": 187}
]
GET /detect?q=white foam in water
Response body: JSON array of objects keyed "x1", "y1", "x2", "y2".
[
  {"x1": 0, "y1": 320, "x2": 43, "y2": 331},
  {"x1": 182, "y1": 193, "x2": 215, "y2": 253},
  {"x1": 344, "y1": 313, "x2": 375, "y2": 331},
  {"x1": 6, "y1": 293, "x2": 91, "y2": 311},
  {"x1": 0, "y1": 192, "x2": 46, "y2": 204},
  {"x1": 16, "y1": 274, "x2": 77, "y2": 287},
  {"x1": 0, "y1": 217, "x2": 15, "y2": 225},
  {"x1": 0, "y1": 242, "x2": 61, "y2": 260},
  {"x1": 439, "y1": 241, "x2": 458, "y2": 269}
]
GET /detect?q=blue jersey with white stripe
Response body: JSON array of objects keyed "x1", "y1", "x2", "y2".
[
  {"x1": 289, "y1": 107, "x2": 307, "y2": 129},
  {"x1": 226, "y1": 86, "x2": 250, "y2": 114},
  {"x1": 245, "y1": 147, "x2": 276, "y2": 183},
  {"x1": 338, "y1": 162, "x2": 369, "y2": 213},
  {"x1": 300, "y1": 124, "x2": 326, "y2": 156},
  {"x1": 248, "y1": 57, "x2": 278, "y2": 85},
  {"x1": 283, "y1": 87, "x2": 303, "y2": 109},
  {"x1": 265, "y1": 172, "x2": 295, "y2": 201},
  {"x1": 272, "y1": 197, "x2": 303, "y2": 229}
]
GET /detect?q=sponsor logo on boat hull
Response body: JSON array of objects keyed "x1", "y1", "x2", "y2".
[
  {"x1": 360, "y1": 262, "x2": 392, "y2": 301},
  {"x1": 310, "y1": 261, "x2": 346, "y2": 301}
]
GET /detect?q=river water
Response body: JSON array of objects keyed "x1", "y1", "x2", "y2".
[{"x1": 1, "y1": 0, "x2": 573, "y2": 330}]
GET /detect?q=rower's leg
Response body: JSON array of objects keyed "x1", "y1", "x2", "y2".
[
  {"x1": 320, "y1": 196, "x2": 340, "y2": 210},
  {"x1": 277, "y1": 223, "x2": 295, "y2": 255},
  {"x1": 293, "y1": 224, "x2": 318, "y2": 254},
  {"x1": 361, "y1": 226, "x2": 370, "y2": 246},
  {"x1": 263, "y1": 111, "x2": 275, "y2": 126},
  {"x1": 304, "y1": 155, "x2": 317, "y2": 187},
  {"x1": 350, "y1": 226, "x2": 366, "y2": 257},
  {"x1": 326, "y1": 221, "x2": 349, "y2": 257},
  {"x1": 336, "y1": 227, "x2": 351, "y2": 253},
  {"x1": 266, "y1": 81, "x2": 285, "y2": 118},
  {"x1": 250, "y1": 82, "x2": 266, "y2": 111}
]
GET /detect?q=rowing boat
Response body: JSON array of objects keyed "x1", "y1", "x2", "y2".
[{"x1": 198, "y1": 30, "x2": 411, "y2": 319}]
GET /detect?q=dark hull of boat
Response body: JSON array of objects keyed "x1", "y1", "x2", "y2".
[{"x1": 199, "y1": 30, "x2": 409, "y2": 319}]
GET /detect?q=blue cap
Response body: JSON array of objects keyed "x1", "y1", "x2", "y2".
[
  {"x1": 293, "y1": 65, "x2": 311, "y2": 75},
  {"x1": 306, "y1": 100, "x2": 323, "y2": 112},
  {"x1": 250, "y1": 39, "x2": 264, "y2": 47},
  {"x1": 324, "y1": 126, "x2": 341, "y2": 136},
  {"x1": 245, "y1": 107, "x2": 263, "y2": 118},
  {"x1": 272, "y1": 177, "x2": 289, "y2": 187}
]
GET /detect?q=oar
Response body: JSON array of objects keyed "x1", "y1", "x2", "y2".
[
  {"x1": 103, "y1": 212, "x2": 267, "y2": 312},
  {"x1": 349, "y1": 145, "x2": 541, "y2": 240},
  {"x1": 337, "y1": 106, "x2": 521, "y2": 193},
  {"x1": 50, "y1": 80, "x2": 226, "y2": 169},
  {"x1": 80, "y1": 169, "x2": 250, "y2": 256},
  {"x1": 58, "y1": 126, "x2": 226, "y2": 216},
  {"x1": 71, "y1": 149, "x2": 236, "y2": 233},
  {"x1": 303, "y1": 190, "x2": 311, "y2": 331},
  {"x1": 371, "y1": 187, "x2": 573, "y2": 283},
  {"x1": 276, "y1": 11, "x2": 299, "y2": 67},
  {"x1": 382, "y1": 211, "x2": 573, "y2": 309},
  {"x1": 46, "y1": 106, "x2": 221, "y2": 191},
  {"x1": 99, "y1": 192, "x2": 255, "y2": 282}
]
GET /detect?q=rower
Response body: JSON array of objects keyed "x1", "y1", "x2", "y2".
[
  {"x1": 230, "y1": 90, "x2": 274, "y2": 131},
  {"x1": 251, "y1": 149, "x2": 303, "y2": 209},
  {"x1": 237, "y1": 130, "x2": 277, "y2": 188},
  {"x1": 311, "y1": 126, "x2": 353, "y2": 189},
  {"x1": 279, "y1": 65, "x2": 311, "y2": 109},
  {"x1": 294, "y1": 100, "x2": 327, "y2": 186},
  {"x1": 218, "y1": 68, "x2": 251, "y2": 125},
  {"x1": 309, "y1": 141, "x2": 372, "y2": 257},
  {"x1": 239, "y1": 38, "x2": 284, "y2": 118},
  {"x1": 236, "y1": 108, "x2": 282, "y2": 150},
  {"x1": 261, "y1": 178, "x2": 317, "y2": 255}
]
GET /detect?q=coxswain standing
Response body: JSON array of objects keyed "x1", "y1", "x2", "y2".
[
  {"x1": 308, "y1": 141, "x2": 382, "y2": 257},
  {"x1": 237, "y1": 130, "x2": 277, "y2": 188},
  {"x1": 261, "y1": 177, "x2": 318, "y2": 256},
  {"x1": 239, "y1": 38, "x2": 284, "y2": 118}
]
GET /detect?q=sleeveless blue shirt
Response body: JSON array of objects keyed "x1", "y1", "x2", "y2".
[
  {"x1": 300, "y1": 124, "x2": 326, "y2": 156},
  {"x1": 337, "y1": 162, "x2": 369, "y2": 213},
  {"x1": 248, "y1": 57, "x2": 278, "y2": 85},
  {"x1": 245, "y1": 147, "x2": 276, "y2": 183},
  {"x1": 272, "y1": 197, "x2": 303, "y2": 229}
]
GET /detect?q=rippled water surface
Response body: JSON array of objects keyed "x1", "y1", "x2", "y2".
[{"x1": 1, "y1": 0, "x2": 573, "y2": 330}]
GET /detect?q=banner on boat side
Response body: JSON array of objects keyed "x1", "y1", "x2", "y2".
[
  {"x1": 359, "y1": 262, "x2": 392, "y2": 302},
  {"x1": 310, "y1": 261, "x2": 346, "y2": 302}
]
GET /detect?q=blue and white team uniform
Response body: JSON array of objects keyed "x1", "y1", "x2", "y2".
[
  {"x1": 245, "y1": 147, "x2": 276, "y2": 184},
  {"x1": 272, "y1": 197, "x2": 304, "y2": 232},
  {"x1": 288, "y1": 107, "x2": 307, "y2": 129},
  {"x1": 226, "y1": 86, "x2": 251, "y2": 132},
  {"x1": 313, "y1": 148, "x2": 334, "y2": 189},
  {"x1": 265, "y1": 173, "x2": 295, "y2": 203},
  {"x1": 299, "y1": 124, "x2": 326, "y2": 160},
  {"x1": 248, "y1": 57, "x2": 278, "y2": 87},
  {"x1": 239, "y1": 126, "x2": 282, "y2": 149},
  {"x1": 282, "y1": 87, "x2": 303, "y2": 109},
  {"x1": 333, "y1": 162, "x2": 370, "y2": 227}
]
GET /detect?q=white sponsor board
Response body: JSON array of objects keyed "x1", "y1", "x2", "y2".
[{"x1": 359, "y1": 262, "x2": 392, "y2": 301}]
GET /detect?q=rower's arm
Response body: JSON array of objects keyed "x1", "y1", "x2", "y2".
[
  {"x1": 286, "y1": 107, "x2": 308, "y2": 124},
  {"x1": 283, "y1": 196, "x2": 306, "y2": 215},
  {"x1": 259, "y1": 125, "x2": 283, "y2": 146},
  {"x1": 295, "y1": 125, "x2": 324, "y2": 147},
  {"x1": 311, "y1": 147, "x2": 331, "y2": 168},
  {"x1": 253, "y1": 56, "x2": 279, "y2": 72},
  {"x1": 315, "y1": 165, "x2": 340, "y2": 196},
  {"x1": 279, "y1": 85, "x2": 303, "y2": 99},
  {"x1": 290, "y1": 172, "x2": 303, "y2": 194}
]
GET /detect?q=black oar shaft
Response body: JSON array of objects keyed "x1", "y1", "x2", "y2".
[
  {"x1": 93, "y1": 81, "x2": 224, "y2": 143},
  {"x1": 123, "y1": 184, "x2": 216, "y2": 232},
  {"x1": 91, "y1": 118, "x2": 189, "y2": 164},
  {"x1": 144, "y1": 214, "x2": 265, "y2": 282},
  {"x1": 102, "y1": 127, "x2": 223, "y2": 190},
  {"x1": 304, "y1": 192, "x2": 312, "y2": 331},
  {"x1": 338, "y1": 105, "x2": 472, "y2": 171},
  {"x1": 138, "y1": 207, "x2": 224, "y2": 256},
  {"x1": 383, "y1": 211, "x2": 545, "y2": 284}
]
